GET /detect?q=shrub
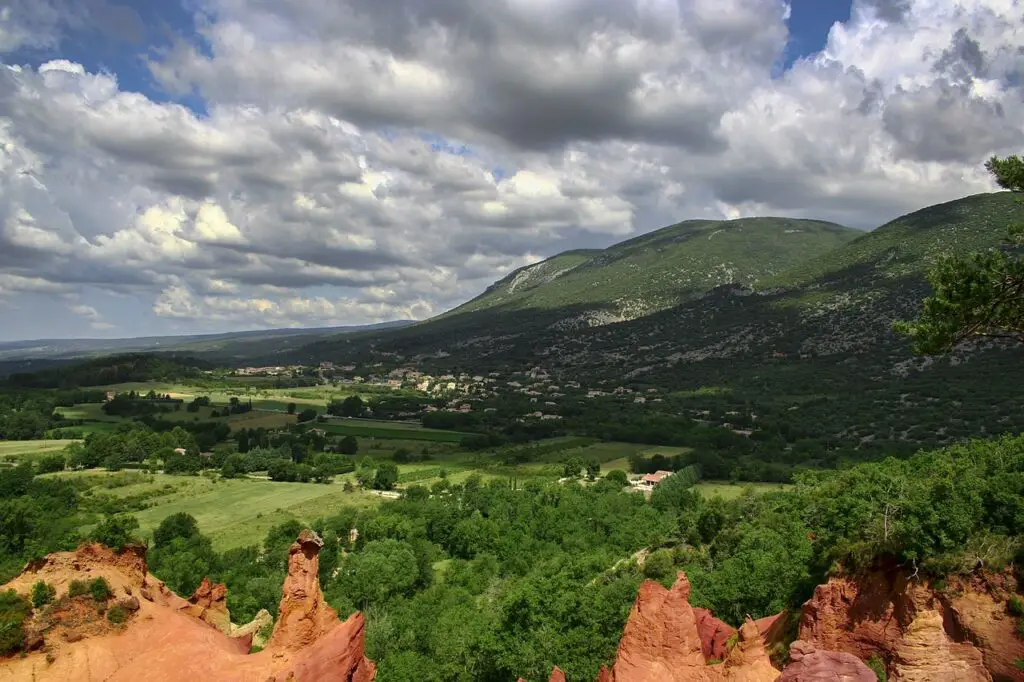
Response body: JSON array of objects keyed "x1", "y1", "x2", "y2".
[
  {"x1": 91, "y1": 514, "x2": 141, "y2": 550},
  {"x1": 866, "y1": 655, "x2": 887, "y2": 682},
  {"x1": 67, "y1": 580, "x2": 89, "y2": 598},
  {"x1": 106, "y1": 604, "x2": 129, "y2": 625},
  {"x1": 0, "y1": 590, "x2": 31, "y2": 655},
  {"x1": 90, "y1": 578, "x2": 113, "y2": 602},
  {"x1": 642, "y1": 549, "x2": 675, "y2": 582},
  {"x1": 1008, "y1": 595, "x2": 1024, "y2": 618},
  {"x1": 605, "y1": 469, "x2": 630, "y2": 487},
  {"x1": 31, "y1": 581, "x2": 55, "y2": 608}
]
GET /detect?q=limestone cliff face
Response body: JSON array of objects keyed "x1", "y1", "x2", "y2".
[
  {"x1": 0, "y1": 532, "x2": 375, "y2": 682},
  {"x1": 798, "y1": 568, "x2": 1023, "y2": 682}
]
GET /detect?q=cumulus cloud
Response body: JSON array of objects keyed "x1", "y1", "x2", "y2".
[{"x1": 0, "y1": 0, "x2": 1022, "y2": 337}]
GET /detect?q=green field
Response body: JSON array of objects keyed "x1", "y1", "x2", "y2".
[
  {"x1": 59, "y1": 401, "x2": 296, "y2": 434},
  {"x1": 0, "y1": 440, "x2": 78, "y2": 460},
  {"x1": 96, "y1": 382, "x2": 359, "y2": 410},
  {"x1": 693, "y1": 481, "x2": 793, "y2": 500},
  {"x1": 70, "y1": 472, "x2": 381, "y2": 550},
  {"x1": 317, "y1": 420, "x2": 467, "y2": 443}
]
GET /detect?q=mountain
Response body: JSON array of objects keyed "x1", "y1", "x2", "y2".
[
  {"x1": 447, "y1": 217, "x2": 858, "y2": 324},
  {"x1": 0, "y1": 321, "x2": 414, "y2": 368},
  {"x1": 289, "y1": 217, "x2": 859, "y2": 364},
  {"x1": 288, "y1": 192, "x2": 1024, "y2": 464}
]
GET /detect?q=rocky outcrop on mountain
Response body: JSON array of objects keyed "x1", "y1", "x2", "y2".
[
  {"x1": 600, "y1": 572, "x2": 780, "y2": 681},
  {"x1": 798, "y1": 568, "x2": 1023, "y2": 682},
  {"x1": 777, "y1": 641, "x2": 876, "y2": 681},
  {"x1": 0, "y1": 532, "x2": 375, "y2": 682}
]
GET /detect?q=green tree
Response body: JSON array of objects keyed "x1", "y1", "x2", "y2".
[
  {"x1": 153, "y1": 512, "x2": 200, "y2": 547},
  {"x1": 562, "y1": 456, "x2": 584, "y2": 479},
  {"x1": 287, "y1": 402, "x2": 297, "y2": 415},
  {"x1": 585, "y1": 459, "x2": 601, "y2": 481},
  {"x1": 605, "y1": 469, "x2": 629, "y2": 487},
  {"x1": 91, "y1": 514, "x2": 140, "y2": 550},
  {"x1": 341, "y1": 395, "x2": 365, "y2": 417},
  {"x1": 373, "y1": 462, "x2": 399, "y2": 491},
  {"x1": 339, "y1": 435, "x2": 359, "y2": 455},
  {"x1": 896, "y1": 155, "x2": 1024, "y2": 353}
]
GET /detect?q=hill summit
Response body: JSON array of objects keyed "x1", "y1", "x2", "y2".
[{"x1": 446, "y1": 217, "x2": 858, "y2": 326}]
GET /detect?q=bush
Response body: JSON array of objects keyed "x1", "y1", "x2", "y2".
[
  {"x1": 31, "y1": 581, "x2": 55, "y2": 608},
  {"x1": 90, "y1": 577, "x2": 113, "y2": 602},
  {"x1": 91, "y1": 514, "x2": 141, "y2": 550},
  {"x1": 68, "y1": 580, "x2": 89, "y2": 598},
  {"x1": 1008, "y1": 595, "x2": 1024, "y2": 618},
  {"x1": 605, "y1": 469, "x2": 630, "y2": 487},
  {"x1": 153, "y1": 512, "x2": 200, "y2": 547},
  {"x1": 866, "y1": 655, "x2": 887, "y2": 682},
  {"x1": 0, "y1": 590, "x2": 30, "y2": 654},
  {"x1": 36, "y1": 454, "x2": 66, "y2": 474},
  {"x1": 106, "y1": 604, "x2": 129, "y2": 625},
  {"x1": 642, "y1": 548, "x2": 675, "y2": 582}
]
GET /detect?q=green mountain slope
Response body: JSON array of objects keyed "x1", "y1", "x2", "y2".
[
  {"x1": 448, "y1": 217, "x2": 859, "y2": 322},
  {"x1": 286, "y1": 192, "x2": 1024, "y2": 467}
]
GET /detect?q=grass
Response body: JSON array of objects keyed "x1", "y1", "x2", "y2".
[
  {"x1": 0, "y1": 440, "x2": 78, "y2": 460},
  {"x1": 693, "y1": 481, "x2": 793, "y2": 500},
  {"x1": 63, "y1": 472, "x2": 381, "y2": 551},
  {"x1": 316, "y1": 422, "x2": 466, "y2": 443},
  {"x1": 128, "y1": 476, "x2": 381, "y2": 550}
]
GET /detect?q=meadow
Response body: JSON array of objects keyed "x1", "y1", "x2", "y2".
[
  {"x1": 0, "y1": 439, "x2": 80, "y2": 461},
  {"x1": 64, "y1": 471, "x2": 382, "y2": 550},
  {"x1": 316, "y1": 420, "x2": 468, "y2": 443}
]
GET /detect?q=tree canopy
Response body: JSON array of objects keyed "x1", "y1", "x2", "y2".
[{"x1": 896, "y1": 155, "x2": 1024, "y2": 353}]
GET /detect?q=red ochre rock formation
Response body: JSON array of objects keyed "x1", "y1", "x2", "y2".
[
  {"x1": 599, "y1": 572, "x2": 780, "y2": 682},
  {"x1": 777, "y1": 641, "x2": 876, "y2": 682},
  {"x1": 0, "y1": 532, "x2": 375, "y2": 682},
  {"x1": 798, "y1": 568, "x2": 1024, "y2": 682},
  {"x1": 184, "y1": 576, "x2": 232, "y2": 634}
]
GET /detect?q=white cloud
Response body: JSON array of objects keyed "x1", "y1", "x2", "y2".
[{"x1": 0, "y1": 0, "x2": 1022, "y2": 335}]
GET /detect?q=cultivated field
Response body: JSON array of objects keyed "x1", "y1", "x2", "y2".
[
  {"x1": 0, "y1": 439, "x2": 78, "y2": 461},
  {"x1": 316, "y1": 420, "x2": 467, "y2": 443}
]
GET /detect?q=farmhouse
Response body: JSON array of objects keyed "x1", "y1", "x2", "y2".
[{"x1": 634, "y1": 470, "x2": 673, "y2": 490}]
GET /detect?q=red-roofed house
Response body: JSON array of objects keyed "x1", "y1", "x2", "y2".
[{"x1": 637, "y1": 470, "x2": 673, "y2": 489}]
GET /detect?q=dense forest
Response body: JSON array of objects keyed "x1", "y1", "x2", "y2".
[{"x1": 2, "y1": 432, "x2": 1019, "y2": 678}]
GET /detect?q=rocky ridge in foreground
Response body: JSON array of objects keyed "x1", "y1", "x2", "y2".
[
  {"x1": 0, "y1": 530, "x2": 374, "y2": 682},
  {"x1": 2, "y1": 538, "x2": 1022, "y2": 682}
]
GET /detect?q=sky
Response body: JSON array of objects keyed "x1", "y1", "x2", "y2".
[{"x1": 0, "y1": 0, "x2": 1022, "y2": 341}]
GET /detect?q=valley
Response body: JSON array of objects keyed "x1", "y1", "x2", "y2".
[{"x1": 0, "y1": 184, "x2": 1021, "y2": 681}]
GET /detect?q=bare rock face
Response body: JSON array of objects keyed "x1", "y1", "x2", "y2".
[
  {"x1": 185, "y1": 576, "x2": 232, "y2": 634},
  {"x1": 778, "y1": 641, "x2": 877, "y2": 682},
  {"x1": 268, "y1": 529, "x2": 341, "y2": 652},
  {"x1": 890, "y1": 610, "x2": 990, "y2": 682},
  {"x1": 723, "y1": 619, "x2": 783, "y2": 682},
  {"x1": 0, "y1": 532, "x2": 376, "y2": 682},
  {"x1": 601, "y1": 573, "x2": 779, "y2": 682},
  {"x1": 797, "y1": 568, "x2": 1020, "y2": 682},
  {"x1": 695, "y1": 607, "x2": 736, "y2": 661}
]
